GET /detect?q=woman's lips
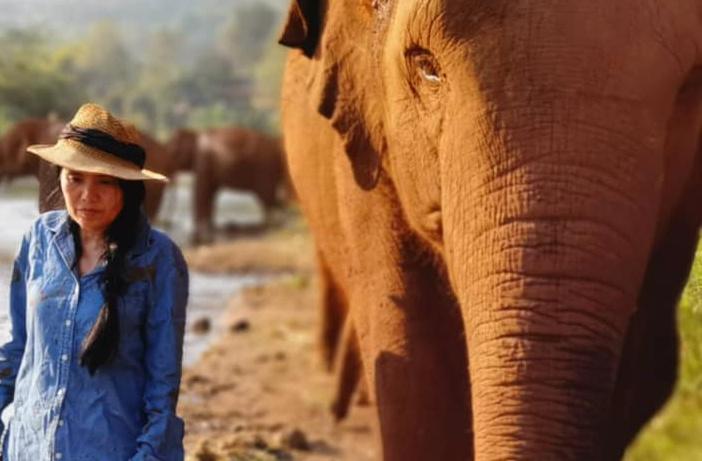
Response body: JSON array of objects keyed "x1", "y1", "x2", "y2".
[{"x1": 77, "y1": 208, "x2": 101, "y2": 215}]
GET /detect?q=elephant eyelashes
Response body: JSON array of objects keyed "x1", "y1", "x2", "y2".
[{"x1": 371, "y1": 0, "x2": 388, "y2": 10}]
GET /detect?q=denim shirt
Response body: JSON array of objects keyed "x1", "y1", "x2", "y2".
[{"x1": 0, "y1": 210, "x2": 188, "y2": 460}]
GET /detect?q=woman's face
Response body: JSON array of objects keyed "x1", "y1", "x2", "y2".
[{"x1": 60, "y1": 168, "x2": 124, "y2": 235}]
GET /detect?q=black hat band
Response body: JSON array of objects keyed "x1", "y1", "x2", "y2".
[{"x1": 60, "y1": 124, "x2": 146, "y2": 168}]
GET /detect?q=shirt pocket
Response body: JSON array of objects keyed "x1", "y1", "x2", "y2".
[
  {"x1": 119, "y1": 280, "x2": 149, "y2": 336},
  {"x1": 28, "y1": 277, "x2": 72, "y2": 337}
]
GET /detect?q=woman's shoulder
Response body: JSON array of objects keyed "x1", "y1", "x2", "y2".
[
  {"x1": 35, "y1": 210, "x2": 68, "y2": 230},
  {"x1": 13, "y1": 210, "x2": 68, "y2": 260},
  {"x1": 24, "y1": 210, "x2": 68, "y2": 239},
  {"x1": 144, "y1": 228, "x2": 187, "y2": 268}
]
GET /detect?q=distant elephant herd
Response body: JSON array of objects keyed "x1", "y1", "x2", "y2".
[{"x1": 0, "y1": 118, "x2": 288, "y2": 243}]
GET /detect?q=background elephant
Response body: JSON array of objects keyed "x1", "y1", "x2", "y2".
[
  {"x1": 164, "y1": 128, "x2": 197, "y2": 173},
  {"x1": 38, "y1": 128, "x2": 176, "y2": 220},
  {"x1": 169, "y1": 126, "x2": 287, "y2": 244},
  {"x1": 0, "y1": 118, "x2": 64, "y2": 184},
  {"x1": 279, "y1": 0, "x2": 702, "y2": 460}
]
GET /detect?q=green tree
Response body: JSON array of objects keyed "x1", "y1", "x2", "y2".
[
  {"x1": 252, "y1": 27, "x2": 287, "y2": 133},
  {"x1": 0, "y1": 29, "x2": 86, "y2": 129},
  {"x1": 124, "y1": 27, "x2": 186, "y2": 136},
  {"x1": 219, "y1": 3, "x2": 279, "y2": 72},
  {"x1": 69, "y1": 21, "x2": 138, "y2": 111}
]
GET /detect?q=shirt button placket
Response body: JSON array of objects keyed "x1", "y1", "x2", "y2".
[{"x1": 56, "y1": 280, "x2": 77, "y2": 440}]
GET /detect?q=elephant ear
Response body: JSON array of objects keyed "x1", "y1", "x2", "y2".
[
  {"x1": 278, "y1": 0, "x2": 322, "y2": 58},
  {"x1": 281, "y1": 0, "x2": 388, "y2": 190}
]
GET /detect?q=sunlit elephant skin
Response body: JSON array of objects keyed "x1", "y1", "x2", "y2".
[
  {"x1": 329, "y1": 314, "x2": 368, "y2": 422},
  {"x1": 0, "y1": 118, "x2": 64, "y2": 184},
  {"x1": 173, "y1": 127, "x2": 286, "y2": 244},
  {"x1": 279, "y1": 0, "x2": 702, "y2": 459},
  {"x1": 38, "y1": 128, "x2": 176, "y2": 221}
]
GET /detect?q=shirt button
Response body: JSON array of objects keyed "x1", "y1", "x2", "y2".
[
  {"x1": 61, "y1": 354, "x2": 68, "y2": 362},
  {"x1": 56, "y1": 453, "x2": 62, "y2": 460},
  {"x1": 57, "y1": 388, "x2": 65, "y2": 396},
  {"x1": 58, "y1": 419, "x2": 64, "y2": 426},
  {"x1": 65, "y1": 320, "x2": 71, "y2": 327}
]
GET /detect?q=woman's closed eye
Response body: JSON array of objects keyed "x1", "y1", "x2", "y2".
[
  {"x1": 99, "y1": 178, "x2": 119, "y2": 186},
  {"x1": 67, "y1": 173, "x2": 83, "y2": 184}
]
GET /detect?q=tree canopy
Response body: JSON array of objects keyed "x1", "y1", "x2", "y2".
[{"x1": 0, "y1": 1, "x2": 288, "y2": 138}]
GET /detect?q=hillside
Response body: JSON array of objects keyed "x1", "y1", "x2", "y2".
[{"x1": 0, "y1": 0, "x2": 288, "y2": 59}]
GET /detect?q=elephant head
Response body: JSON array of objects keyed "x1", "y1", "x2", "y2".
[
  {"x1": 165, "y1": 128, "x2": 197, "y2": 172},
  {"x1": 0, "y1": 118, "x2": 64, "y2": 183},
  {"x1": 280, "y1": 0, "x2": 702, "y2": 459},
  {"x1": 139, "y1": 131, "x2": 174, "y2": 220}
]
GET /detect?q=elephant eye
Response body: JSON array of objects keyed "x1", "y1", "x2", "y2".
[
  {"x1": 407, "y1": 49, "x2": 443, "y2": 88},
  {"x1": 416, "y1": 57, "x2": 441, "y2": 83}
]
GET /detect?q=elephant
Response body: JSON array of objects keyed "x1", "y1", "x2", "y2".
[
  {"x1": 166, "y1": 126, "x2": 287, "y2": 244},
  {"x1": 278, "y1": 0, "x2": 702, "y2": 460},
  {"x1": 329, "y1": 313, "x2": 367, "y2": 422},
  {"x1": 0, "y1": 118, "x2": 64, "y2": 184},
  {"x1": 164, "y1": 128, "x2": 197, "y2": 173},
  {"x1": 37, "y1": 127, "x2": 175, "y2": 221}
]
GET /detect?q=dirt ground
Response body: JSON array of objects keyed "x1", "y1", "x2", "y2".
[{"x1": 179, "y1": 219, "x2": 378, "y2": 461}]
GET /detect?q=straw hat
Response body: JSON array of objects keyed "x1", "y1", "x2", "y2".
[{"x1": 28, "y1": 103, "x2": 168, "y2": 182}]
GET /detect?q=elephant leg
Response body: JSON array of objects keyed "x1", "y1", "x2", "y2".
[
  {"x1": 355, "y1": 376, "x2": 370, "y2": 406},
  {"x1": 36, "y1": 160, "x2": 63, "y2": 212},
  {"x1": 194, "y1": 167, "x2": 216, "y2": 244},
  {"x1": 317, "y1": 250, "x2": 347, "y2": 371},
  {"x1": 330, "y1": 314, "x2": 363, "y2": 421},
  {"x1": 353, "y1": 260, "x2": 473, "y2": 461},
  {"x1": 256, "y1": 178, "x2": 284, "y2": 229},
  {"x1": 607, "y1": 183, "x2": 702, "y2": 458},
  {"x1": 143, "y1": 182, "x2": 165, "y2": 221},
  {"x1": 344, "y1": 224, "x2": 472, "y2": 461}
]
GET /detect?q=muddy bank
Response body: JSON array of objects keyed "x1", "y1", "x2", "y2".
[{"x1": 179, "y1": 222, "x2": 378, "y2": 461}]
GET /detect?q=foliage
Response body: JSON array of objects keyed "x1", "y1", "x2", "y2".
[
  {"x1": 0, "y1": 29, "x2": 87, "y2": 130},
  {"x1": 0, "y1": 1, "x2": 287, "y2": 137},
  {"x1": 218, "y1": 3, "x2": 279, "y2": 72},
  {"x1": 625, "y1": 244, "x2": 702, "y2": 460},
  {"x1": 252, "y1": 27, "x2": 288, "y2": 134}
]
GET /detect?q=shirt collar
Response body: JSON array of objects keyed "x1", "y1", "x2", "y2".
[{"x1": 48, "y1": 210, "x2": 153, "y2": 271}]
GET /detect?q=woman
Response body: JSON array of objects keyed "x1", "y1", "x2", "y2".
[{"x1": 0, "y1": 103, "x2": 188, "y2": 460}]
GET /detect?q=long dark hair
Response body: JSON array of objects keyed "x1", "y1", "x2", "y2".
[{"x1": 68, "y1": 178, "x2": 146, "y2": 375}]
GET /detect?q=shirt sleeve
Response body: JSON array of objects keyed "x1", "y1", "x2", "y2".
[
  {"x1": 130, "y1": 241, "x2": 188, "y2": 461},
  {"x1": 0, "y1": 231, "x2": 30, "y2": 435}
]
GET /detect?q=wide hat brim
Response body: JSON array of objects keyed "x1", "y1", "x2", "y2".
[{"x1": 28, "y1": 139, "x2": 169, "y2": 183}]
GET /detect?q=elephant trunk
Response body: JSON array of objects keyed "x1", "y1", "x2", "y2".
[{"x1": 442, "y1": 99, "x2": 665, "y2": 458}]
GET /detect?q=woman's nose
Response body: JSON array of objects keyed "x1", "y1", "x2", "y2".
[{"x1": 80, "y1": 182, "x2": 99, "y2": 202}]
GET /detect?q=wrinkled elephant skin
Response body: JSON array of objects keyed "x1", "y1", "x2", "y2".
[{"x1": 279, "y1": 0, "x2": 702, "y2": 459}]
